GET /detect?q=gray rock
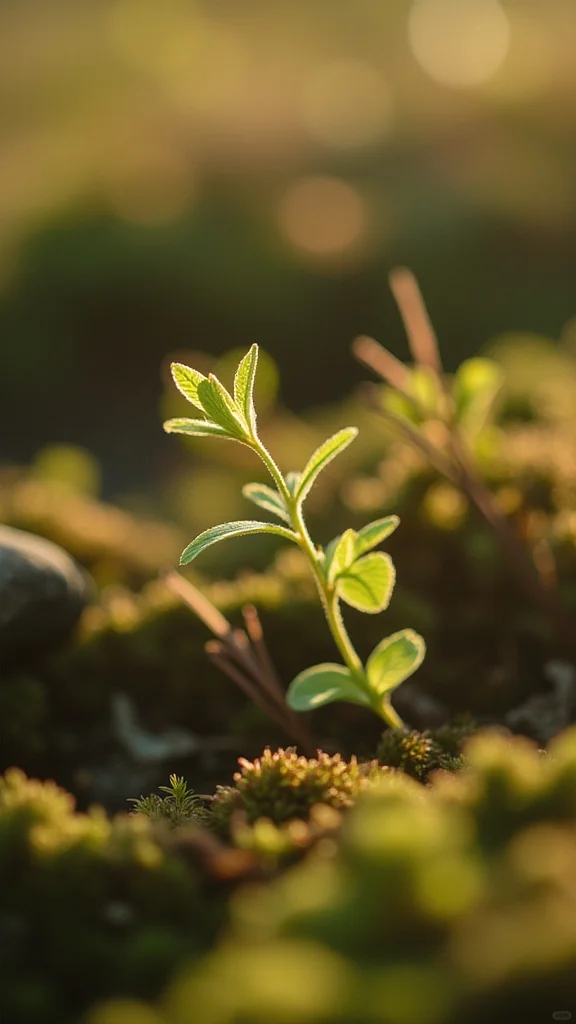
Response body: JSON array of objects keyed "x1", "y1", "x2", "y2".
[{"x1": 0, "y1": 525, "x2": 90, "y2": 665}]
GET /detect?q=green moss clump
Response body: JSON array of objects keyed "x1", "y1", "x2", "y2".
[
  {"x1": 210, "y1": 747, "x2": 384, "y2": 835},
  {"x1": 130, "y1": 775, "x2": 209, "y2": 829},
  {"x1": 97, "y1": 726, "x2": 576, "y2": 1024},
  {"x1": 0, "y1": 769, "x2": 220, "y2": 1024},
  {"x1": 377, "y1": 717, "x2": 475, "y2": 780}
]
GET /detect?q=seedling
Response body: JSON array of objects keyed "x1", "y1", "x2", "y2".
[
  {"x1": 354, "y1": 267, "x2": 573, "y2": 654},
  {"x1": 129, "y1": 774, "x2": 208, "y2": 827},
  {"x1": 164, "y1": 345, "x2": 425, "y2": 729}
]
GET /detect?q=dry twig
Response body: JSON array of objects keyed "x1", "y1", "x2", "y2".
[{"x1": 163, "y1": 570, "x2": 316, "y2": 755}]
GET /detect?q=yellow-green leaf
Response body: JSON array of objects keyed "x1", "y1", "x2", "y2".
[
  {"x1": 163, "y1": 418, "x2": 230, "y2": 438},
  {"x1": 242, "y1": 482, "x2": 291, "y2": 523},
  {"x1": 170, "y1": 363, "x2": 207, "y2": 411},
  {"x1": 337, "y1": 552, "x2": 395, "y2": 613},
  {"x1": 296, "y1": 428, "x2": 358, "y2": 505},
  {"x1": 179, "y1": 520, "x2": 297, "y2": 565},
  {"x1": 197, "y1": 376, "x2": 248, "y2": 439},
  {"x1": 366, "y1": 629, "x2": 426, "y2": 696},
  {"x1": 354, "y1": 516, "x2": 400, "y2": 558},
  {"x1": 326, "y1": 529, "x2": 358, "y2": 585},
  {"x1": 233, "y1": 344, "x2": 259, "y2": 434},
  {"x1": 287, "y1": 663, "x2": 370, "y2": 711}
]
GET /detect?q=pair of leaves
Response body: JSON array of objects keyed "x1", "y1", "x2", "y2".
[
  {"x1": 287, "y1": 629, "x2": 426, "y2": 712},
  {"x1": 164, "y1": 345, "x2": 259, "y2": 442},
  {"x1": 242, "y1": 428, "x2": 358, "y2": 524},
  {"x1": 323, "y1": 516, "x2": 400, "y2": 614}
]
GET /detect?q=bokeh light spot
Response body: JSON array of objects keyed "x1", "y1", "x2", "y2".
[
  {"x1": 408, "y1": 0, "x2": 510, "y2": 88},
  {"x1": 278, "y1": 176, "x2": 366, "y2": 258},
  {"x1": 302, "y1": 60, "x2": 393, "y2": 150}
]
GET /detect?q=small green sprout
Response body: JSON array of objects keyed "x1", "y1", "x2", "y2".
[
  {"x1": 129, "y1": 774, "x2": 207, "y2": 827},
  {"x1": 164, "y1": 345, "x2": 425, "y2": 729}
]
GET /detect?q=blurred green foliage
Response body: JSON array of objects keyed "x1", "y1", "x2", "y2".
[
  {"x1": 88, "y1": 727, "x2": 576, "y2": 1024},
  {"x1": 210, "y1": 747, "x2": 384, "y2": 838},
  {"x1": 0, "y1": 769, "x2": 224, "y2": 1024},
  {"x1": 1, "y1": 1, "x2": 576, "y2": 491}
]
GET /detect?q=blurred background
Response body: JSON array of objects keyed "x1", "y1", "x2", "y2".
[{"x1": 1, "y1": 0, "x2": 575, "y2": 505}]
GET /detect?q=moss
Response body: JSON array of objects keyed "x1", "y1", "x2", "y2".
[
  {"x1": 210, "y1": 747, "x2": 385, "y2": 836},
  {"x1": 0, "y1": 769, "x2": 221, "y2": 1024},
  {"x1": 129, "y1": 776, "x2": 209, "y2": 829},
  {"x1": 377, "y1": 717, "x2": 475, "y2": 781},
  {"x1": 97, "y1": 725, "x2": 576, "y2": 1024}
]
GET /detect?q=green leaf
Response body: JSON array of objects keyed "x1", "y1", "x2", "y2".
[
  {"x1": 453, "y1": 358, "x2": 504, "y2": 437},
  {"x1": 326, "y1": 528, "x2": 357, "y2": 585},
  {"x1": 287, "y1": 663, "x2": 371, "y2": 711},
  {"x1": 170, "y1": 363, "x2": 207, "y2": 411},
  {"x1": 197, "y1": 376, "x2": 248, "y2": 439},
  {"x1": 285, "y1": 471, "x2": 302, "y2": 496},
  {"x1": 233, "y1": 344, "x2": 259, "y2": 434},
  {"x1": 296, "y1": 428, "x2": 358, "y2": 505},
  {"x1": 337, "y1": 552, "x2": 395, "y2": 613},
  {"x1": 163, "y1": 417, "x2": 230, "y2": 438},
  {"x1": 354, "y1": 516, "x2": 400, "y2": 558},
  {"x1": 179, "y1": 520, "x2": 297, "y2": 566},
  {"x1": 242, "y1": 482, "x2": 291, "y2": 523},
  {"x1": 366, "y1": 629, "x2": 426, "y2": 696}
]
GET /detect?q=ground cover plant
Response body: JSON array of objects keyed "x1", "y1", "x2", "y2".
[{"x1": 89, "y1": 728, "x2": 576, "y2": 1024}]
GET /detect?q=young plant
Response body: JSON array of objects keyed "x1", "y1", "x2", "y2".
[
  {"x1": 129, "y1": 774, "x2": 208, "y2": 827},
  {"x1": 353, "y1": 267, "x2": 573, "y2": 654},
  {"x1": 164, "y1": 345, "x2": 425, "y2": 729}
]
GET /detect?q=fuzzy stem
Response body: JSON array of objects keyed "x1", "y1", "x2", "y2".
[{"x1": 252, "y1": 436, "x2": 404, "y2": 730}]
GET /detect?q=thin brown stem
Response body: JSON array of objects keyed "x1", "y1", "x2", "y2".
[
  {"x1": 164, "y1": 570, "x2": 316, "y2": 754},
  {"x1": 242, "y1": 605, "x2": 284, "y2": 700},
  {"x1": 205, "y1": 642, "x2": 288, "y2": 729},
  {"x1": 389, "y1": 267, "x2": 443, "y2": 374},
  {"x1": 353, "y1": 335, "x2": 412, "y2": 392},
  {"x1": 162, "y1": 569, "x2": 230, "y2": 637},
  {"x1": 362, "y1": 384, "x2": 459, "y2": 482}
]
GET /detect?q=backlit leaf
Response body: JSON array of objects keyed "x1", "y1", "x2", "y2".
[
  {"x1": 326, "y1": 529, "x2": 357, "y2": 585},
  {"x1": 234, "y1": 344, "x2": 259, "y2": 434},
  {"x1": 285, "y1": 471, "x2": 302, "y2": 496},
  {"x1": 170, "y1": 363, "x2": 207, "y2": 411},
  {"x1": 354, "y1": 516, "x2": 400, "y2": 558},
  {"x1": 295, "y1": 428, "x2": 358, "y2": 505},
  {"x1": 287, "y1": 663, "x2": 370, "y2": 711},
  {"x1": 366, "y1": 628, "x2": 426, "y2": 696},
  {"x1": 337, "y1": 552, "x2": 395, "y2": 613},
  {"x1": 242, "y1": 482, "x2": 291, "y2": 523},
  {"x1": 163, "y1": 418, "x2": 230, "y2": 438},
  {"x1": 197, "y1": 376, "x2": 248, "y2": 438},
  {"x1": 179, "y1": 520, "x2": 297, "y2": 566}
]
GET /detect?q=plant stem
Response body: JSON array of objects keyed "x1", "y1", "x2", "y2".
[{"x1": 253, "y1": 437, "x2": 404, "y2": 730}]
